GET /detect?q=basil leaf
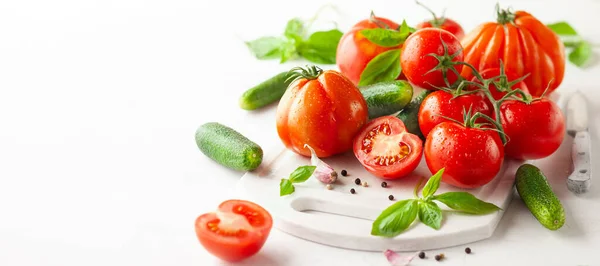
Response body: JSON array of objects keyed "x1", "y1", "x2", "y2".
[
  {"x1": 299, "y1": 29, "x2": 343, "y2": 64},
  {"x1": 421, "y1": 168, "x2": 444, "y2": 198},
  {"x1": 547, "y1": 21, "x2": 578, "y2": 36},
  {"x1": 285, "y1": 18, "x2": 305, "y2": 42},
  {"x1": 418, "y1": 200, "x2": 442, "y2": 230},
  {"x1": 360, "y1": 28, "x2": 407, "y2": 47},
  {"x1": 371, "y1": 199, "x2": 418, "y2": 237},
  {"x1": 409, "y1": 26, "x2": 417, "y2": 33},
  {"x1": 569, "y1": 41, "x2": 592, "y2": 67},
  {"x1": 358, "y1": 48, "x2": 402, "y2": 86},
  {"x1": 280, "y1": 38, "x2": 298, "y2": 63},
  {"x1": 434, "y1": 192, "x2": 501, "y2": 215},
  {"x1": 398, "y1": 20, "x2": 411, "y2": 37},
  {"x1": 280, "y1": 179, "x2": 295, "y2": 196},
  {"x1": 289, "y1": 165, "x2": 316, "y2": 183},
  {"x1": 246, "y1": 36, "x2": 284, "y2": 59}
]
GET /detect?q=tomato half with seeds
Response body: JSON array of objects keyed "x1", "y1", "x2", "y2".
[
  {"x1": 353, "y1": 116, "x2": 423, "y2": 179},
  {"x1": 195, "y1": 200, "x2": 272, "y2": 262}
]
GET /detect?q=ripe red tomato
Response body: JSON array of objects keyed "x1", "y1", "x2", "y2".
[
  {"x1": 401, "y1": 28, "x2": 464, "y2": 90},
  {"x1": 460, "y1": 9, "x2": 565, "y2": 96},
  {"x1": 418, "y1": 90, "x2": 492, "y2": 138},
  {"x1": 416, "y1": 18, "x2": 465, "y2": 40},
  {"x1": 498, "y1": 98, "x2": 565, "y2": 160},
  {"x1": 195, "y1": 200, "x2": 273, "y2": 262},
  {"x1": 353, "y1": 116, "x2": 423, "y2": 180},
  {"x1": 276, "y1": 66, "x2": 368, "y2": 158},
  {"x1": 424, "y1": 121, "x2": 504, "y2": 188},
  {"x1": 336, "y1": 15, "x2": 400, "y2": 85},
  {"x1": 470, "y1": 67, "x2": 531, "y2": 100}
]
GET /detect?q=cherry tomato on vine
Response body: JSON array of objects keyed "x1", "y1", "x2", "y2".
[
  {"x1": 460, "y1": 7, "x2": 565, "y2": 96},
  {"x1": 469, "y1": 67, "x2": 531, "y2": 100},
  {"x1": 498, "y1": 98, "x2": 565, "y2": 160},
  {"x1": 336, "y1": 15, "x2": 401, "y2": 85},
  {"x1": 415, "y1": 1, "x2": 465, "y2": 39},
  {"x1": 353, "y1": 116, "x2": 423, "y2": 180},
  {"x1": 276, "y1": 66, "x2": 368, "y2": 158},
  {"x1": 425, "y1": 120, "x2": 504, "y2": 188},
  {"x1": 195, "y1": 200, "x2": 273, "y2": 262},
  {"x1": 401, "y1": 28, "x2": 464, "y2": 90},
  {"x1": 418, "y1": 90, "x2": 492, "y2": 138}
]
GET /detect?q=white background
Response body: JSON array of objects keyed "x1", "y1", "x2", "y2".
[{"x1": 1, "y1": 0, "x2": 600, "y2": 265}]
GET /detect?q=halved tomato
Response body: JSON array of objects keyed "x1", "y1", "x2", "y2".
[
  {"x1": 352, "y1": 116, "x2": 423, "y2": 179},
  {"x1": 194, "y1": 200, "x2": 273, "y2": 262}
]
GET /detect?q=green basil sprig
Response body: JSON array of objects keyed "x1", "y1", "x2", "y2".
[
  {"x1": 371, "y1": 168, "x2": 501, "y2": 237},
  {"x1": 546, "y1": 21, "x2": 594, "y2": 67},
  {"x1": 246, "y1": 17, "x2": 343, "y2": 64},
  {"x1": 280, "y1": 165, "x2": 316, "y2": 196}
]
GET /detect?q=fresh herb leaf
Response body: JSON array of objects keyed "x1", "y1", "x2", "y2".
[
  {"x1": 418, "y1": 200, "x2": 442, "y2": 230},
  {"x1": 421, "y1": 168, "x2": 444, "y2": 198},
  {"x1": 358, "y1": 48, "x2": 402, "y2": 86},
  {"x1": 360, "y1": 28, "x2": 407, "y2": 47},
  {"x1": 280, "y1": 178, "x2": 295, "y2": 196},
  {"x1": 398, "y1": 20, "x2": 411, "y2": 37},
  {"x1": 246, "y1": 37, "x2": 284, "y2": 59},
  {"x1": 569, "y1": 41, "x2": 592, "y2": 67},
  {"x1": 434, "y1": 192, "x2": 501, "y2": 214},
  {"x1": 408, "y1": 26, "x2": 417, "y2": 33},
  {"x1": 546, "y1": 21, "x2": 578, "y2": 36},
  {"x1": 298, "y1": 29, "x2": 343, "y2": 64},
  {"x1": 280, "y1": 38, "x2": 298, "y2": 63},
  {"x1": 371, "y1": 199, "x2": 418, "y2": 237},
  {"x1": 289, "y1": 165, "x2": 316, "y2": 183},
  {"x1": 284, "y1": 18, "x2": 305, "y2": 42}
]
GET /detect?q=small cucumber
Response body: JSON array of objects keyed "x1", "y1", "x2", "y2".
[
  {"x1": 195, "y1": 122, "x2": 263, "y2": 171},
  {"x1": 359, "y1": 81, "x2": 413, "y2": 119},
  {"x1": 515, "y1": 164, "x2": 565, "y2": 230},
  {"x1": 239, "y1": 71, "x2": 293, "y2": 110},
  {"x1": 396, "y1": 90, "x2": 431, "y2": 141}
]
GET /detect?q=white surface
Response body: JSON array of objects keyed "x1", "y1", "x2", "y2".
[
  {"x1": 237, "y1": 142, "x2": 517, "y2": 251},
  {"x1": 1, "y1": 0, "x2": 600, "y2": 265}
]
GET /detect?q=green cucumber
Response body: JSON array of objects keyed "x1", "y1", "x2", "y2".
[
  {"x1": 195, "y1": 122, "x2": 263, "y2": 171},
  {"x1": 396, "y1": 90, "x2": 431, "y2": 141},
  {"x1": 515, "y1": 164, "x2": 565, "y2": 230},
  {"x1": 239, "y1": 71, "x2": 293, "y2": 110},
  {"x1": 359, "y1": 81, "x2": 413, "y2": 119}
]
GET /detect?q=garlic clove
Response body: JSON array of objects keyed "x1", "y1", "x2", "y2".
[
  {"x1": 383, "y1": 249, "x2": 419, "y2": 266},
  {"x1": 304, "y1": 144, "x2": 338, "y2": 184}
]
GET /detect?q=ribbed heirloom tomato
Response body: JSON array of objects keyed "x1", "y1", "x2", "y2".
[
  {"x1": 276, "y1": 66, "x2": 368, "y2": 158},
  {"x1": 195, "y1": 200, "x2": 273, "y2": 262},
  {"x1": 460, "y1": 7, "x2": 565, "y2": 96},
  {"x1": 336, "y1": 14, "x2": 400, "y2": 85}
]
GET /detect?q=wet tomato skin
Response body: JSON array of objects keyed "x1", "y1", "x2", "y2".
[
  {"x1": 424, "y1": 122, "x2": 504, "y2": 188},
  {"x1": 352, "y1": 116, "x2": 423, "y2": 180}
]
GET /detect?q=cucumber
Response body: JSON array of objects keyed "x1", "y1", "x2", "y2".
[
  {"x1": 359, "y1": 81, "x2": 413, "y2": 119},
  {"x1": 515, "y1": 164, "x2": 565, "y2": 230},
  {"x1": 195, "y1": 122, "x2": 263, "y2": 171},
  {"x1": 239, "y1": 71, "x2": 293, "y2": 110},
  {"x1": 396, "y1": 90, "x2": 431, "y2": 141}
]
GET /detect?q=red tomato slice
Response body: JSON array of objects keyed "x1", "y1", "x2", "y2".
[
  {"x1": 352, "y1": 116, "x2": 423, "y2": 180},
  {"x1": 195, "y1": 200, "x2": 272, "y2": 262}
]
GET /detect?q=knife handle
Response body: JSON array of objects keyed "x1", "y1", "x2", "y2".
[{"x1": 568, "y1": 131, "x2": 592, "y2": 194}]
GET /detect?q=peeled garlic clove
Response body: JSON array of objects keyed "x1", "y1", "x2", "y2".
[
  {"x1": 383, "y1": 249, "x2": 419, "y2": 266},
  {"x1": 304, "y1": 144, "x2": 337, "y2": 184}
]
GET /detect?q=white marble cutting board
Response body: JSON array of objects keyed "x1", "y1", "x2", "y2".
[{"x1": 236, "y1": 141, "x2": 521, "y2": 252}]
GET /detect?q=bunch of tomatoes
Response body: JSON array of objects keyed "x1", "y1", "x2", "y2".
[{"x1": 276, "y1": 5, "x2": 566, "y2": 189}]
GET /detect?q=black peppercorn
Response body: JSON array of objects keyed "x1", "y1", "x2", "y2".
[
  {"x1": 418, "y1": 251, "x2": 425, "y2": 259},
  {"x1": 341, "y1": 170, "x2": 347, "y2": 176},
  {"x1": 465, "y1": 247, "x2": 471, "y2": 254},
  {"x1": 388, "y1": 195, "x2": 394, "y2": 200},
  {"x1": 354, "y1": 178, "x2": 361, "y2": 185},
  {"x1": 381, "y1": 182, "x2": 388, "y2": 188},
  {"x1": 350, "y1": 188, "x2": 356, "y2": 194},
  {"x1": 434, "y1": 255, "x2": 441, "y2": 261}
]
